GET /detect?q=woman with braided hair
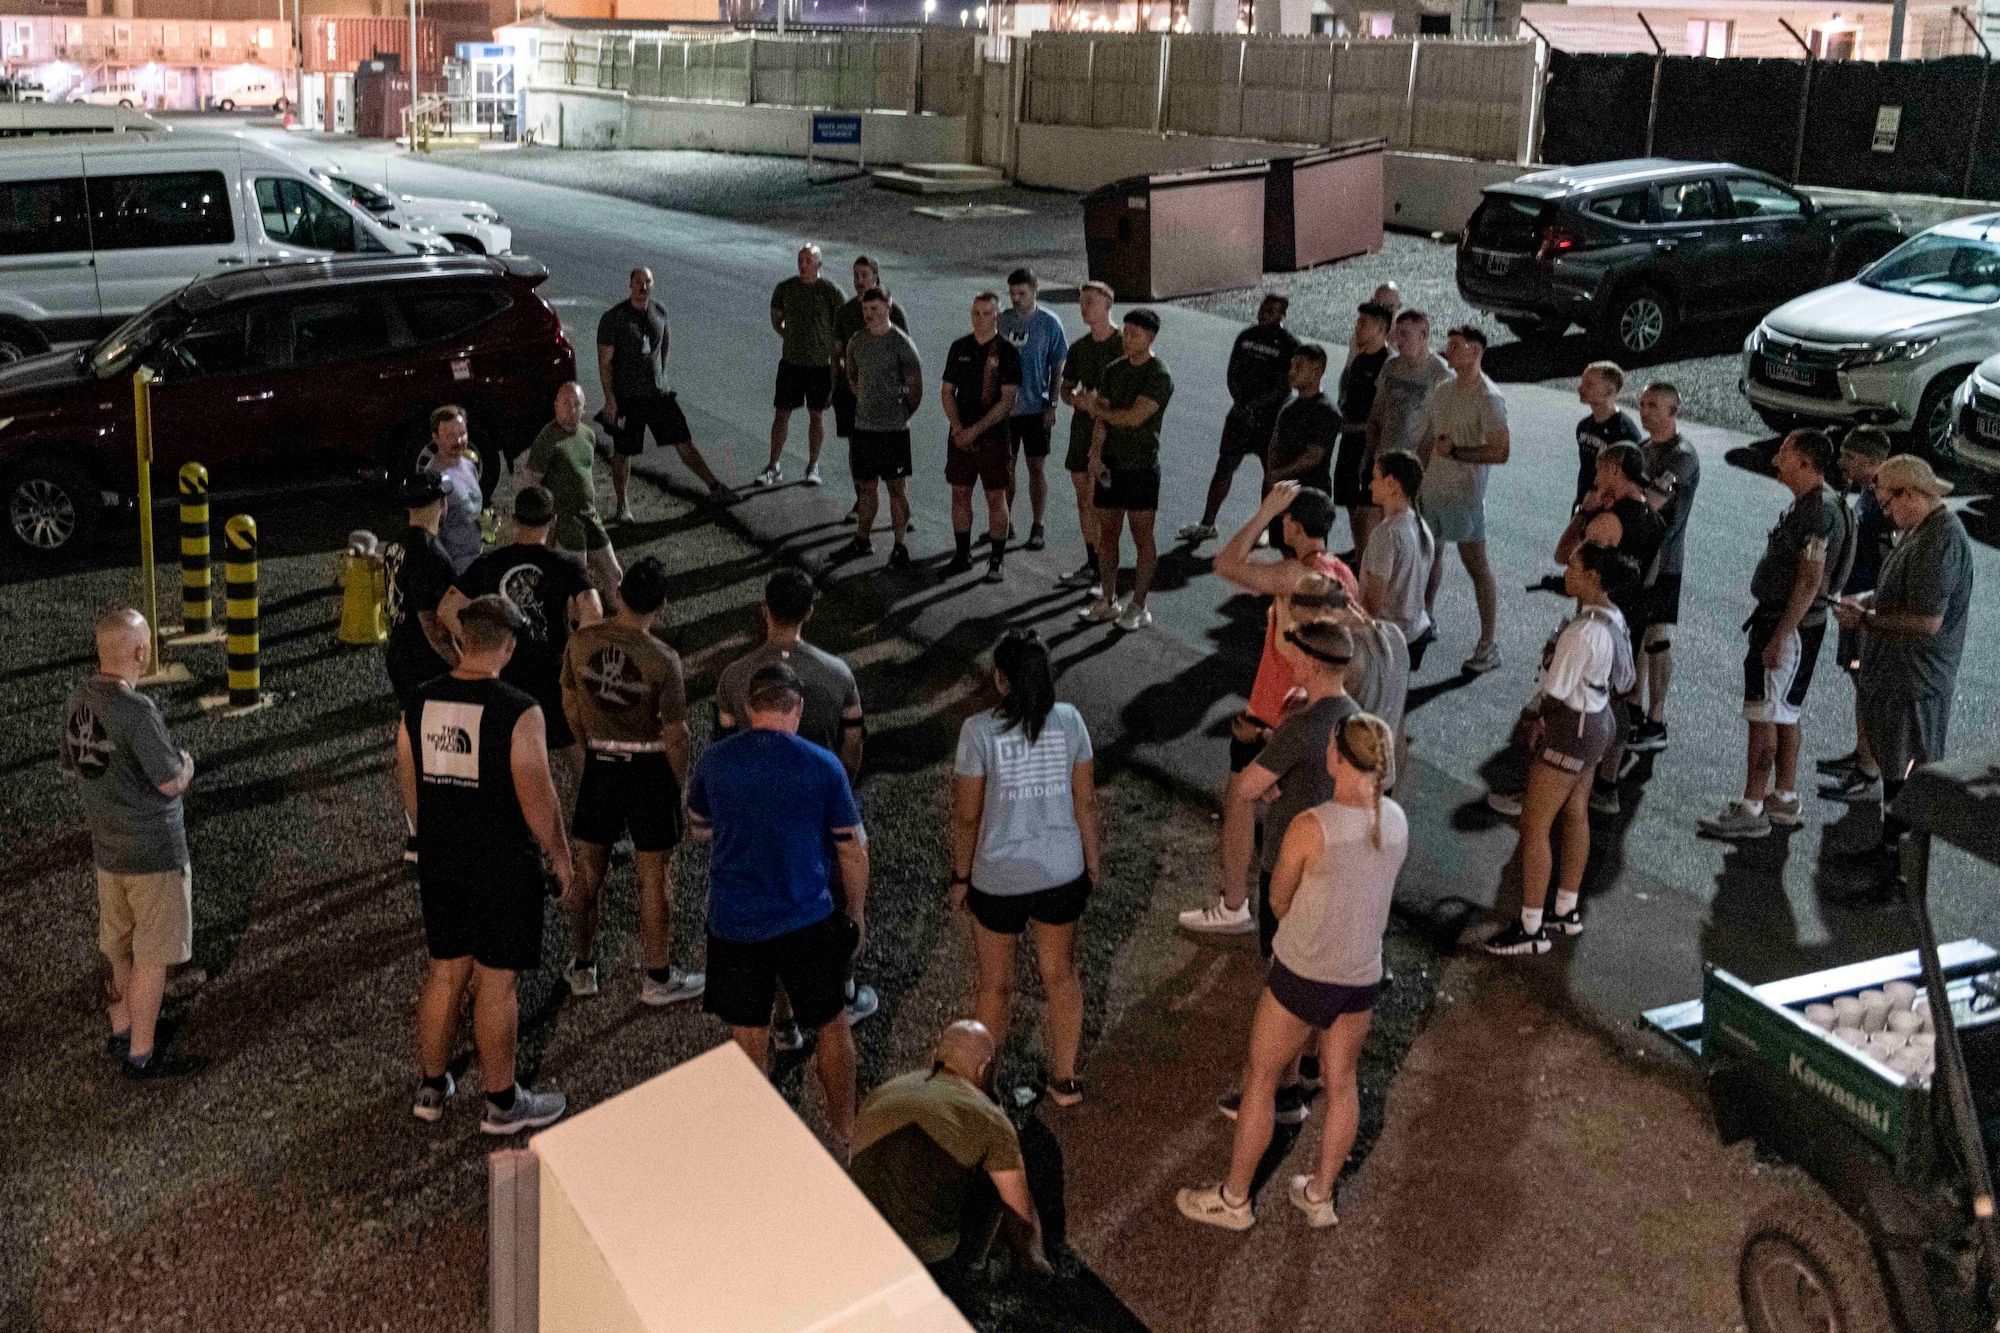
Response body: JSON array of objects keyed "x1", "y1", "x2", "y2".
[{"x1": 1177, "y1": 711, "x2": 1405, "y2": 1233}]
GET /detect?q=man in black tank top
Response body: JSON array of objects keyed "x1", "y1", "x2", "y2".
[{"x1": 397, "y1": 595, "x2": 575, "y2": 1136}]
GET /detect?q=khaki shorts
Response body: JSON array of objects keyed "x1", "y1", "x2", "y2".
[{"x1": 98, "y1": 865, "x2": 193, "y2": 967}]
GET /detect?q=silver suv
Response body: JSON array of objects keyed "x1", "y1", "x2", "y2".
[{"x1": 1742, "y1": 214, "x2": 2000, "y2": 454}]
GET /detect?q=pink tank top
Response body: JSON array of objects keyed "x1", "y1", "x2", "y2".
[{"x1": 1246, "y1": 552, "x2": 1358, "y2": 726}]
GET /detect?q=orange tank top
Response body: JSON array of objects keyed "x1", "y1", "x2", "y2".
[{"x1": 1246, "y1": 553, "x2": 1358, "y2": 726}]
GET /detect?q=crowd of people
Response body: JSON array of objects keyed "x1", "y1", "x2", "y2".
[{"x1": 53, "y1": 243, "x2": 1980, "y2": 1269}]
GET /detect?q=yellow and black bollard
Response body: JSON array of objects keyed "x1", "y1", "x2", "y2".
[
  {"x1": 224, "y1": 515, "x2": 260, "y2": 709},
  {"x1": 177, "y1": 463, "x2": 213, "y2": 637}
]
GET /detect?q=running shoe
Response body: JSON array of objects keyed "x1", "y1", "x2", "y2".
[
  {"x1": 707, "y1": 482, "x2": 737, "y2": 505},
  {"x1": 1767, "y1": 792, "x2": 1804, "y2": 827},
  {"x1": 123, "y1": 1050, "x2": 207, "y2": 1082},
  {"x1": 1176, "y1": 1184, "x2": 1255, "y2": 1231},
  {"x1": 888, "y1": 544, "x2": 912, "y2": 570},
  {"x1": 1462, "y1": 642, "x2": 1502, "y2": 674},
  {"x1": 1026, "y1": 524, "x2": 1047, "y2": 551},
  {"x1": 1545, "y1": 905, "x2": 1584, "y2": 936},
  {"x1": 845, "y1": 982, "x2": 880, "y2": 1026},
  {"x1": 803, "y1": 463, "x2": 822, "y2": 486},
  {"x1": 565, "y1": 962, "x2": 600, "y2": 998},
  {"x1": 1482, "y1": 920, "x2": 1552, "y2": 956},
  {"x1": 1115, "y1": 602, "x2": 1154, "y2": 631},
  {"x1": 772, "y1": 1019, "x2": 807, "y2": 1053},
  {"x1": 481, "y1": 1085, "x2": 568, "y2": 1136},
  {"x1": 1078, "y1": 597, "x2": 1122, "y2": 623},
  {"x1": 943, "y1": 552, "x2": 975, "y2": 576},
  {"x1": 1589, "y1": 782, "x2": 1621, "y2": 817},
  {"x1": 412, "y1": 1074, "x2": 456, "y2": 1123},
  {"x1": 1824, "y1": 770, "x2": 1883, "y2": 802},
  {"x1": 1178, "y1": 900, "x2": 1256, "y2": 934},
  {"x1": 1288, "y1": 1175, "x2": 1338, "y2": 1229},
  {"x1": 1627, "y1": 719, "x2": 1669, "y2": 753},
  {"x1": 1048, "y1": 1077, "x2": 1085, "y2": 1108},
  {"x1": 754, "y1": 462, "x2": 781, "y2": 487},
  {"x1": 1698, "y1": 802, "x2": 1771, "y2": 840},
  {"x1": 1485, "y1": 790, "x2": 1524, "y2": 818},
  {"x1": 1177, "y1": 522, "x2": 1218, "y2": 542},
  {"x1": 1217, "y1": 1084, "x2": 1310, "y2": 1125},
  {"x1": 1058, "y1": 561, "x2": 1098, "y2": 589},
  {"x1": 640, "y1": 967, "x2": 705, "y2": 1007},
  {"x1": 1816, "y1": 751, "x2": 1863, "y2": 777},
  {"x1": 983, "y1": 557, "x2": 1005, "y2": 584}
]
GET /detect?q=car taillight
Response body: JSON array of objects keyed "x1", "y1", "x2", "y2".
[{"x1": 1537, "y1": 226, "x2": 1580, "y2": 263}]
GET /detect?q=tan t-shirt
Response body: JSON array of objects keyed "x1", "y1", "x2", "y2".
[{"x1": 559, "y1": 620, "x2": 686, "y2": 750}]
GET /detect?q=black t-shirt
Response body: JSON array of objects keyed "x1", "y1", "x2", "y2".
[
  {"x1": 1226, "y1": 322, "x2": 1299, "y2": 409},
  {"x1": 1596, "y1": 495, "x2": 1665, "y2": 618},
  {"x1": 942, "y1": 333, "x2": 1022, "y2": 445},
  {"x1": 385, "y1": 524, "x2": 455, "y2": 697},
  {"x1": 1268, "y1": 391, "x2": 1342, "y2": 491},
  {"x1": 597, "y1": 300, "x2": 669, "y2": 402},
  {"x1": 453, "y1": 543, "x2": 593, "y2": 734},
  {"x1": 406, "y1": 673, "x2": 543, "y2": 889},
  {"x1": 1338, "y1": 347, "x2": 1390, "y2": 435},
  {"x1": 1574, "y1": 409, "x2": 1643, "y2": 508}
]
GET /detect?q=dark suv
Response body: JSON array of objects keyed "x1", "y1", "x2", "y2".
[
  {"x1": 1457, "y1": 159, "x2": 1903, "y2": 357},
  {"x1": 0, "y1": 254, "x2": 574, "y2": 558}
]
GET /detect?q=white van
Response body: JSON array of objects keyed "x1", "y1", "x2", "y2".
[{"x1": 0, "y1": 130, "x2": 436, "y2": 361}]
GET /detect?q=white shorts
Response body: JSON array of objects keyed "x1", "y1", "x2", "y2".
[{"x1": 1742, "y1": 621, "x2": 1804, "y2": 727}]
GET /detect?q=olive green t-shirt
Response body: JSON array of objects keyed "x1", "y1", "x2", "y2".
[
  {"x1": 849, "y1": 1070, "x2": 1023, "y2": 1264},
  {"x1": 525, "y1": 421, "x2": 602, "y2": 552},
  {"x1": 1062, "y1": 330, "x2": 1125, "y2": 458},
  {"x1": 1099, "y1": 354, "x2": 1174, "y2": 470},
  {"x1": 771, "y1": 276, "x2": 845, "y2": 367}
]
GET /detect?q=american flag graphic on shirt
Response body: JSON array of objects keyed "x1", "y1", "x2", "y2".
[{"x1": 992, "y1": 729, "x2": 1072, "y2": 804}]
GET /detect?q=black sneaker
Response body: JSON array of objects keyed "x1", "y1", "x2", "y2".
[
  {"x1": 1825, "y1": 769, "x2": 1883, "y2": 802},
  {"x1": 1627, "y1": 720, "x2": 1669, "y2": 753},
  {"x1": 1217, "y1": 1084, "x2": 1310, "y2": 1125},
  {"x1": 1589, "y1": 781, "x2": 1621, "y2": 816},
  {"x1": 1297, "y1": 1055, "x2": 1322, "y2": 1093},
  {"x1": 1816, "y1": 751, "x2": 1863, "y2": 777},
  {"x1": 772, "y1": 1019, "x2": 807, "y2": 1053},
  {"x1": 888, "y1": 543, "x2": 912, "y2": 570},
  {"x1": 123, "y1": 1051, "x2": 207, "y2": 1082},
  {"x1": 1025, "y1": 524, "x2": 1046, "y2": 551},
  {"x1": 1483, "y1": 920, "x2": 1552, "y2": 956},
  {"x1": 1546, "y1": 905, "x2": 1584, "y2": 936},
  {"x1": 983, "y1": 557, "x2": 1005, "y2": 584},
  {"x1": 1058, "y1": 561, "x2": 1097, "y2": 589},
  {"x1": 943, "y1": 552, "x2": 974, "y2": 576}
]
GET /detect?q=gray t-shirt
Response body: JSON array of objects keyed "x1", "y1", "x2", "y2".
[
  {"x1": 953, "y1": 703, "x2": 1093, "y2": 895},
  {"x1": 1417, "y1": 371, "x2": 1508, "y2": 514},
  {"x1": 1271, "y1": 798, "x2": 1408, "y2": 987},
  {"x1": 59, "y1": 676, "x2": 188, "y2": 874},
  {"x1": 1255, "y1": 693, "x2": 1359, "y2": 872},
  {"x1": 846, "y1": 326, "x2": 924, "y2": 433},
  {"x1": 715, "y1": 639, "x2": 860, "y2": 758},
  {"x1": 1643, "y1": 435, "x2": 1701, "y2": 577},
  {"x1": 1750, "y1": 483, "x2": 1845, "y2": 627},
  {"x1": 428, "y1": 454, "x2": 484, "y2": 575},
  {"x1": 1371, "y1": 351, "x2": 1450, "y2": 459},
  {"x1": 1360, "y1": 508, "x2": 1433, "y2": 643},
  {"x1": 1344, "y1": 618, "x2": 1409, "y2": 790},
  {"x1": 1860, "y1": 504, "x2": 1976, "y2": 715}
]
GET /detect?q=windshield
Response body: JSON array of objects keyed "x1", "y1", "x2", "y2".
[
  {"x1": 1859, "y1": 233, "x2": 2000, "y2": 304},
  {"x1": 88, "y1": 299, "x2": 189, "y2": 379},
  {"x1": 325, "y1": 173, "x2": 394, "y2": 215}
]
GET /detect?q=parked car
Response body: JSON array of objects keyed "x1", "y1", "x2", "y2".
[
  {"x1": 0, "y1": 254, "x2": 575, "y2": 558},
  {"x1": 209, "y1": 69, "x2": 286, "y2": 114},
  {"x1": 311, "y1": 164, "x2": 511, "y2": 255},
  {"x1": 1457, "y1": 159, "x2": 1905, "y2": 357},
  {"x1": 69, "y1": 82, "x2": 143, "y2": 109},
  {"x1": 1948, "y1": 352, "x2": 2000, "y2": 475},
  {"x1": 1742, "y1": 215, "x2": 2000, "y2": 455},
  {"x1": 0, "y1": 128, "x2": 443, "y2": 363}
]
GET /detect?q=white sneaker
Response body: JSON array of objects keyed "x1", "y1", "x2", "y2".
[
  {"x1": 640, "y1": 967, "x2": 705, "y2": 1007},
  {"x1": 1078, "y1": 597, "x2": 1122, "y2": 623},
  {"x1": 565, "y1": 962, "x2": 599, "y2": 997},
  {"x1": 1115, "y1": 602, "x2": 1154, "y2": 631},
  {"x1": 1179, "y1": 901, "x2": 1255, "y2": 935},
  {"x1": 755, "y1": 463, "x2": 781, "y2": 487},
  {"x1": 1177, "y1": 522, "x2": 1218, "y2": 542},
  {"x1": 803, "y1": 463, "x2": 822, "y2": 486},
  {"x1": 1177, "y1": 1183, "x2": 1255, "y2": 1231},
  {"x1": 1463, "y1": 642, "x2": 1502, "y2": 674},
  {"x1": 1485, "y1": 790, "x2": 1524, "y2": 818},
  {"x1": 1288, "y1": 1175, "x2": 1338, "y2": 1229},
  {"x1": 1767, "y1": 792, "x2": 1804, "y2": 827}
]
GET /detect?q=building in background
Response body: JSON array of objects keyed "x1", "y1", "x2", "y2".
[
  {"x1": 0, "y1": 15, "x2": 292, "y2": 105},
  {"x1": 1518, "y1": 0, "x2": 1984, "y2": 60}
]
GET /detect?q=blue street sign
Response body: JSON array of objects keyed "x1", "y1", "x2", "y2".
[{"x1": 812, "y1": 114, "x2": 862, "y2": 146}]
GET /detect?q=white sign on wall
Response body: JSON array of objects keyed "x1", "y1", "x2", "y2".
[{"x1": 1873, "y1": 104, "x2": 1902, "y2": 153}]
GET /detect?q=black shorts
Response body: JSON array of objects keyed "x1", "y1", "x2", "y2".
[
  {"x1": 572, "y1": 750, "x2": 682, "y2": 852},
  {"x1": 609, "y1": 393, "x2": 693, "y2": 457},
  {"x1": 420, "y1": 873, "x2": 545, "y2": 972},
  {"x1": 832, "y1": 378, "x2": 857, "y2": 438},
  {"x1": 850, "y1": 429, "x2": 914, "y2": 483},
  {"x1": 703, "y1": 913, "x2": 855, "y2": 1031},
  {"x1": 945, "y1": 433, "x2": 1014, "y2": 491},
  {"x1": 1010, "y1": 414, "x2": 1052, "y2": 460},
  {"x1": 1094, "y1": 466, "x2": 1160, "y2": 513},
  {"x1": 1219, "y1": 405, "x2": 1270, "y2": 461},
  {"x1": 1268, "y1": 958, "x2": 1379, "y2": 1028},
  {"x1": 1644, "y1": 573, "x2": 1683, "y2": 629},
  {"x1": 965, "y1": 873, "x2": 1090, "y2": 935},
  {"x1": 775, "y1": 361, "x2": 834, "y2": 413},
  {"x1": 1332, "y1": 430, "x2": 1370, "y2": 507}
]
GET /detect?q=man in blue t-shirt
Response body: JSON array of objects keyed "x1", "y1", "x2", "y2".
[
  {"x1": 997, "y1": 267, "x2": 1069, "y2": 553},
  {"x1": 687, "y1": 661, "x2": 870, "y2": 1159}
]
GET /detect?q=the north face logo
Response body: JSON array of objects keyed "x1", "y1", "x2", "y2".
[
  {"x1": 419, "y1": 700, "x2": 482, "y2": 785},
  {"x1": 428, "y1": 724, "x2": 474, "y2": 755}
]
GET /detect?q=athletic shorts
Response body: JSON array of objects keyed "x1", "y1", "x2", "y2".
[
  {"x1": 775, "y1": 361, "x2": 834, "y2": 413},
  {"x1": 1219, "y1": 405, "x2": 1269, "y2": 461},
  {"x1": 703, "y1": 913, "x2": 855, "y2": 1031},
  {"x1": 944, "y1": 432, "x2": 1013, "y2": 491},
  {"x1": 1644, "y1": 573, "x2": 1683, "y2": 629},
  {"x1": 1332, "y1": 430, "x2": 1370, "y2": 508},
  {"x1": 1268, "y1": 958, "x2": 1380, "y2": 1029},
  {"x1": 609, "y1": 393, "x2": 692, "y2": 457},
  {"x1": 1094, "y1": 465, "x2": 1161, "y2": 513},
  {"x1": 1420, "y1": 493, "x2": 1485, "y2": 545},
  {"x1": 1535, "y1": 696, "x2": 1616, "y2": 775},
  {"x1": 832, "y1": 378, "x2": 857, "y2": 438},
  {"x1": 572, "y1": 749, "x2": 682, "y2": 853},
  {"x1": 420, "y1": 872, "x2": 546, "y2": 972},
  {"x1": 1063, "y1": 431, "x2": 1095, "y2": 477},
  {"x1": 554, "y1": 512, "x2": 612, "y2": 554},
  {"x1": 965, "y1": 873, "x2": 1090, "y2": 935},
  {"x1": 850, "y1": 429, "x2": 913, "y2": 483},
  {"x1": 1743, "y1": 617, "x2": 1826, "y2": 726},
  {"x1": 1010, "y1": 414, "x2": 1052, "y2": 460},
  {"x1": 97, "y1": 864, "x2": 193, "y2": 968}
]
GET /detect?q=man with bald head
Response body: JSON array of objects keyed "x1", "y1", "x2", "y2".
[
  {"x1": 760, "y1": 243, "x2": 847, "y2": 488},
  {"x1": 850, "y1": 1020, "x2": 1051, "y2": 1278},
  {"x1": 596, "y1": 266, "x2": 730, "y2": 522},
  {"x1": 59, "y1": 607, "x2": 199, "y2": 1080}
]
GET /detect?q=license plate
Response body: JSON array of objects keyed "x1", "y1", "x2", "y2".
[
  {"x1": 1978, "y1": 414, "x2": 2000, "y2": 441},
  {"x1": 1763, "y1": 361, "x2": 1814, "y2": 387},
  {"x1": 1485, "y1": 252, "x2": 1510, "y2": 276}
]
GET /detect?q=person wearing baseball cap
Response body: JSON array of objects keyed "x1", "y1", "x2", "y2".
[
  {"x1": 1830, "y1": 453, "x2": 1975, "y2": 901},
  {"x1": 385, "y1": 472, "x2": 459, "y2": 722}
]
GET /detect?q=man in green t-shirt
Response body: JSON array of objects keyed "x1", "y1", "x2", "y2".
[
  {"x1": 1075, "y1": 308, "x2": 1173, "y2": 632},
  {"x1": 1058, "y1": 279, "x2": 1124, "y2": 595},
  {"x1": 522, "y1": 381, "x2": 622, "y2": 606},
  {"x1": 759, "y1": 244, "x2": 847, "y2": 490}
]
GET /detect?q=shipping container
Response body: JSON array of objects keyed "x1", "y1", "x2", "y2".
[{"x1": 304, "y1": 16, "x2": 442, "y2": 77}]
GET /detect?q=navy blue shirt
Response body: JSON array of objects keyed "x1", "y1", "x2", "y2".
[
  {"x1": 1844, "y1": 487, "x2": 1895, "y2": 595},
  {"x1": 688, "y1": 728, "x2": 862, "y2": 944}
]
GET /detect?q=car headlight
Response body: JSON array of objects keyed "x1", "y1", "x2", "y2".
[
  {"x1": 469, "y1": 211, "x2": 503, "y2": 225},
  {"x1": 1842, "y1": 337, "x2": 1940, "y2": 368}
]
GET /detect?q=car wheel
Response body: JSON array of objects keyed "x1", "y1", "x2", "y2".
[
  {"x1": 1603, "y1": 287, "x2": 1671, "y2": 357},
  {"x1": 1915, "y1": 368, "x2": 1971, "y2": 463},
  {"x1": 218, "y1": 98, "x2": 235, "y2": 112},
  {"x1": 0, "y1": 321, "x2": 49, "y2": 365},
  {"x1": 1738, "y1": 1197, "x2": 1894, "y2": 1333},
  {"x1": 6, "y1": 461, "x2": 100, "y2": 559},
  {"x1": 118, "y1": 98, "x2": 132, "y2": 108},
  {"x1": 1500, "y1": 316, "x2": 1568, "y2": 343},
  {"x1": 443, "y1": 234, "x2": 486, "y2": 255}
]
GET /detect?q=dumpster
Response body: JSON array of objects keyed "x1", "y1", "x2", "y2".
[
  {"x1": 1081, "y1": 161, "x2": 1271, "y2": 301},
  {"x1": 1264, "y1": 136, "x2": 1386, "y2": 273}
]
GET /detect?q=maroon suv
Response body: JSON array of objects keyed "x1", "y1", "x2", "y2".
[{"x1": 0, "y1": 254, "x2": 575, "y2": 558}]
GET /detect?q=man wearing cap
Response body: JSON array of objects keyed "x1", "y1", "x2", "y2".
[
  {"x1": 398, "y1": 594, "x2": 573, "y2": 1133},
  {"x1": 1419, "y1": 325, "x2": 1511, "y2": 675},
  {"x1": 849, "y1": 1019, "x2": 1051, "y2": 1280},
  {"x1": 384, "y1": 472, "x2": 459, "y2": 718},
  {"x1": 1832, "y1": 455, "x2": 1975, "y2": 895},
  {"x1": 687, "y1": 661, "x2": 869, "y2": 1160},
  {"x1": 522, "y1": 381, "x2": 623, "y2": 609},
  {"x1": 1076, "y1": 307, "x2": 1173, "y2": 632},
  {"x1": 1818, "y1": 427, "x2": 1897, "y2": 796}
]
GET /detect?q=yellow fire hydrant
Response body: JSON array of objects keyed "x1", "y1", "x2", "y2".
[{"x1": 338, "y1": 530, "x2": 388, "y2": 645}]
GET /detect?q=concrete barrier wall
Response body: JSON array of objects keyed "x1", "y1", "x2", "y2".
[
  {"x1": 526, "y1": 85, "x2": 968, "y2": 163},
  {"x1": 1384, "y1": 150, "x2": 1524, "y2": 234}
]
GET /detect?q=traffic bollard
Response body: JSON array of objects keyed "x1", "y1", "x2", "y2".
[
  {"x1": 224, "y1": 514, "x2": 260, "y2": 709},
  {"x1": 178, "y1": 463, "x2": 213, "y2": 637}
]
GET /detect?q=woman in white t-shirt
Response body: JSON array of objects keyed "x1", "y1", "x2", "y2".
[
  {"x1": 950, "y1": 629, "x2": 1101, "y2": 1107},
  {"x1": 1178, "y1": 713, "x2": 1404, "y2": 1233},
  {"x1": 1484, "y1": 542, "x2": 1639, "y2": 956}
]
